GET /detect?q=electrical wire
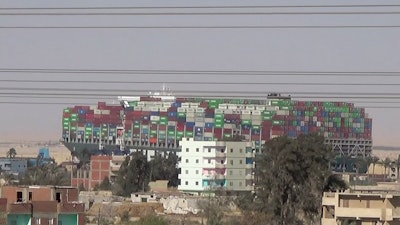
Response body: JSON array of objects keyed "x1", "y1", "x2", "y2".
[
  {"x1": 1, "y1": 68, "x2": 400, "y2": 76},
  {"x1": 1, "y1": 25, "x2": 399, "y2": 29}
]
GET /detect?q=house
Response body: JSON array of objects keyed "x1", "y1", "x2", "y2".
[
  {"x1": 0, "y1": 185, "x2": 85, "y2": 225},
  {"x1": 322, "y1": 191, "x2": 400, "y2": 225}
]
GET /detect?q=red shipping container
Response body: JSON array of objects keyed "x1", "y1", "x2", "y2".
[
  {"x1": 204, "y1": 127, "x2": 212, "y2": 133},
  {"x1": 159, "y1": 125, "x2": 167, "y2": 131}
]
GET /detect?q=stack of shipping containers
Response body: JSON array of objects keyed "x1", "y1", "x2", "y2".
[{"x1": 62, "y1": 97, "x2": 372, "y2": 151}]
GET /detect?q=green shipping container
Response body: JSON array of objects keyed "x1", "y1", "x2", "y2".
[
  {"x1": 63, "y1": 108, "x2": 71, "y2": 113},
  {"x1": 185, "y1": 132, "x2": 194, "y2": 137},
  {"x1": 63, "y1": 121, "x2": 70, "y2": 126}
]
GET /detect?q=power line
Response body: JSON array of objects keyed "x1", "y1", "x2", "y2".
[
  {"x1": 1, "y1": 68, "x2": 400, "y2": 76},
  {"x1": 2, "y1": 4, "x2": 400, "y2": 10},
  {"x1": 1, "y1": 25, "x2": 399, "y2": 29},
  {"x1": 3, "y1": 11, "x2": 400, "y2": 16}
]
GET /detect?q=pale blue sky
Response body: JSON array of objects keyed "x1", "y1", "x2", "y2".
[{"x1": 1, "y1": 0, "x2": 400, "y2": 146}]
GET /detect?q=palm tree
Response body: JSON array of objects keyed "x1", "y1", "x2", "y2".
[
  {"x1": 371, "y1": 156, "x2": 380, "y2": 180},
  {"x1": 382, "y1": 157, "x2": 392, "y2": 182}
]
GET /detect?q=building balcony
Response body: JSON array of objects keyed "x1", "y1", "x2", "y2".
[
  {"x1": 245, "y1": 152, "x2": 254, "y2": 158},
  {"x1": 322, "y1": 193, "x2": 336, "y2": 206},
  {"x1": 215, "y1": 152, "x2": 227, "y2": 158},
  {"x1": 245, "y1": 174, "x2": 254, "y2": 180},
  {"x1": 110, "y1": 165, "x2": 120, "y2": 171},
  {"x1": 214, "y1": 174, "x2": 225, "y2": 180},
  {"x1": 335, "y1": 207, "x2": 388, "y2": 220},
  {"x1": 215, "y1": 163, "x2": 226, "y2": 169},
  {"x1": 245, "y1": 163, "x2": 254, "y2": 169}
]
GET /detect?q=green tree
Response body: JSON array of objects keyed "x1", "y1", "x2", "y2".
[
  {"x1": 116, "y1": 152, "x2": 150, "y2": 196},
  {"x1": 371, "y1": 156, "x2": 380, "y2": 179},
  {"x1": 7, "y1": 148, "x2": 16, "y2": 158},
  {"x1": 20, "y1": 163, "x2": 70, "y2": 186},
  {"x1": 149, "y1": 152, "x2": 179, "y2": 187},
  {"x1": 382, "y1": 157, "x2": 392, "y2": 182},
  {"x1": 253, "y1": 134, "x2": 334, "y2": 225}
]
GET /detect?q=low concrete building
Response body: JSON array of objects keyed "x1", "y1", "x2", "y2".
[{"x1": 322, "y1": 191, "x2": 400, "y2": 225}]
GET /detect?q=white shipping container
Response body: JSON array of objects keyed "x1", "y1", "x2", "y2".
[
  {"x1": 101, "y1": 110, "x2": 110, "y2": 115},
  {"x1": 150, "y1": 116, "x2": 160, "y2": 121},
  {"x1": 159, "y1": 107, "x2": 168, "y2": 112},
  {"x1": 215, "y1": 109, "x2": 224, "y2": 114},
  {"x1": 94, "y1": 109, "x2": 102, "y2": 114},
  {"x1": 252, "y1": 110, "x2": 261, "y2": 115},
  {"x1": 317, "y1": 121, "x2": 321, "y2": 127},
  {"x1": 205, "y1": 118, "x2": 214, "y2": 123},
  {"x1": 195, "y1": 118, "x2": 205, "y2": 122},
  {"x1": 300, "y1": 121, "x2": 305, "y2": 126},
  {"x1": 162, "y1": 102, "x2": 172, "y2": 107},
  {"x1": 313, "y1": 116, "x2": 318, "y2": 122},
  {"x1": 224, "y1": 109, "x2": 233, "y2": 114},
  {"x1": 187, "y1": 108, "x2": 195, "y2": 113},
  {"x1": 177, "y1": 108, "x2": 186, "y2": 113},
  {"x1": 90, "y1": 105, "x2": 97, "y2": 110},
  {"x1": 219, "y1": 104, "x2": 228, "y2": 109},
  {"x1": 242, "y1": 110, "x2": 251, "y2": 115},
  {"x1": 78, "y1": 127, "x2": 85, "y2": 131},
  {"x1": 304, "y1": 116, "x2": 309, "y2": 122},
  {"x1": 223, "y1": 124, "x2": 234, "y2": 129},
  {"x1": 168, "y1": 121, "x2": 177, "y2": 126},
  {"x1": 189, "y1": 102, "x2": 199, "y2": 107},
  {"x1": 265, "y1": 106, "x2": 276, "y2": 111},
  {"x1": 276, "y1": 110, "x2": 286, "y2": 116},
  {"x1": 181, "y1": 103, "x2": 190, "y2": 108},
  {"x1": 252, "y1": 120, "x2": 261, "y2": 125},
  {"x1": 329, "y1": 122, "x2": 333, "y2": 127},
  {"x1": 195, "y1": 122, "x2": 205, "y2": 127},
  {"x1": 256, "y1": 106, "x2": 266, "y2": 110},
  {"x1": 195, "y1": 108, "x2": 205, "y2": 113},
  {"x1": 187, "y1": 112, "x2": 195, "y2": 117},
  {"x1": 186, "y1": 118, "x2": 195, "y2": 122},
  {"x1": 241, "y1": 115, "x2": 251, "y2": 120},
  {"x1": 150, "y1": 107, "x2": 159, "y2": 112},
  {"x1": 137, "y1": 102, "x2": 145, "y2": 107},
  {"x1": 154, "y1": 102, "x2": 162, "y2": 107},
  {"x1": 246, "y1": 105, "x2": 255, "y2": 110},
  {"x1": 204, "y1": 132, "x2": 213, "y2": 138}
]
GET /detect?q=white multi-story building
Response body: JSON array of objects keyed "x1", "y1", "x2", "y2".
[{"x1": 178, "y1": 138, "x2": 255, "y2": 193}]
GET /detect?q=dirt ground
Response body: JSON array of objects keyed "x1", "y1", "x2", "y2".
[{"x1": 0, "y1": 142, "x2": 72, "y2": 164}]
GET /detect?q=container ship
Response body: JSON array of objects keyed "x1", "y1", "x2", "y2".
[{"x1": 61, "y1": 93, "x2": 372, "y2": 160}]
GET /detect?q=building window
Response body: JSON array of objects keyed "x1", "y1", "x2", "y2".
[
  {"x1": 186, "y1": 148, "x2": 189, "y2": 152},
  {"x1": 230, "y1": 181, "x2": 233, "y2": 186},
  {"x1": 56, "y1": 192, "x2": 61, "y2": 203},
  {"x1": 29, "y1": 192, "x2": 32, "y2": 201},
  {"x1": 185, "y1": 159, "x2": 189, "y2": 163},
  {"x1": 208, "y1": 159, "x2": 211, "y2": 164},
  {"x1": 185, "y1": 181, "x2": 188, "y2": 185},
  {"x1": 49, "y1": 218, "x2": 54, "y2": 225},
  {"x1": 35, "y1": 218, "x2": 41, "y2": 225},
  {"x1": 221, "y1": 148, "x2": 225, "y2": 153},
  {"x1": 195, "y1": 181, "x2": 199, "y2": 186},
  {"x1": 196, "y1": 159, "x2": 199, "y2": 164},
  {"x1": 230, "y1": 148, "x2": 233, "y2": 153},
  {"x1": 240, "y1": 149, "x2": 243, "y2": 153},
  {"x1": 196, "y1": 170, "x2": 199, "y2": 174},
  {"x1": 196, "y1": 148, "x2": 199, "y2": 152},
  {"x1": 208, "y1": 148, "x2": 211, "y2": 152},
  {"x1": 230, "y1": 160, "x2": 233, "y2": 165},
  {"x1": 229, "y1": 171, "x2": 233, "y2": 175},
  {"x1": 17, "y1": 191, "x2": 22, "y2": 202},
  {"x1": 185, "y1": 170, "x2": 189, "y2": 174},
  {"x1": 239, "y1": 160, "x2": 243, "y2": 164}
]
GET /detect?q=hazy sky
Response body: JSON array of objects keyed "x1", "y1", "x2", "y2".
[{"x1": 1, "y1": 0, "x2": 400, "y2": 146}]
